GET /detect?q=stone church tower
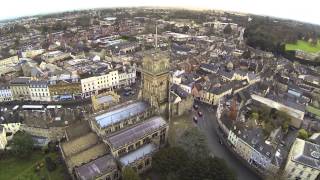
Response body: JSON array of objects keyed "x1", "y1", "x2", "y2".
[{"x1": 140, "y1": 51, "x2": 170, "y2": 116}]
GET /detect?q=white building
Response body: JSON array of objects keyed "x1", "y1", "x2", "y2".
[
  {"x1": 0, "y1": 84, "x2": 12, "y2": 102},
  {"x1": 118, "y1": 67, "x2": 136, "y2": 87},
  {"x1": 284, "y1": 138, "x2": 320, "y2": 180},
  {"x1": 29, "y1": 80, "x2": 51, "y2": 102},
  {"x1": 81, "y1": 70, "x2": 119, "y2": 97}
]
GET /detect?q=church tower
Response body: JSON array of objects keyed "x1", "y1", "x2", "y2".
[{"x1": 140, "y1": 51, "x2": 170, "y2": 115}]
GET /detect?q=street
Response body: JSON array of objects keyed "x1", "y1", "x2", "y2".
[{"x1": 194, "y1": 102, "x2": 261, "y2": 180}]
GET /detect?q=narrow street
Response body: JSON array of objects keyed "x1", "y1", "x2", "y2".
[{"x1": 194, "y1": 102, "x2": 261, "y2": 180}]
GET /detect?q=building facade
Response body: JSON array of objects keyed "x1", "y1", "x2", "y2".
[
  {"x1": 140, "y1": 51, "x2": 170, "y2": 115},
  {"x1": 284, "y1": 138, "x2": 320, "y2": 180},
  {"x1": 104, "y1": 116, "x2": 168, "y2": 174},
  {"x1": 81, "y1": 70, "x2": 120, "y2": 98},
  {"x1": 29, "y1": 80, "x2": 51, "y2": 102},
  {"x1": 10, "y1": 77, "x2": 31, "y2": 101},
  {"x1": 48, "y1": 80, "x2": 81, "y2": 97},
  {"x1": 0, "y1": 84, "x2": 12, "y2": 102}
]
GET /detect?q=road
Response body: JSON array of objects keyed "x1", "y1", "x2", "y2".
[{"x1": 194, "y1": 102, "x2": 261, "y2": 180}]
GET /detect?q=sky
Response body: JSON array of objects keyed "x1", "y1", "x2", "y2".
[{"x1": 0, "y1": 0, "x2": 320, "y2": 25}]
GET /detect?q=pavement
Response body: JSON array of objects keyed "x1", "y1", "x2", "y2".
[{"x1": 192, "y1": 101, "x2": 261, "y2": 180}]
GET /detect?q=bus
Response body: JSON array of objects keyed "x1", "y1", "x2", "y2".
[
  {"x1": 46, "y1": 105, "x2": 62, "y2": 109},
  {"x1": 22, "y1": 105, "x2": 44, "y2": 111}
]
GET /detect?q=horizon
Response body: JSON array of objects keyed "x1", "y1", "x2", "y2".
[{"x1": 0, "y1": 0, "x2": 319, "y2": 25}]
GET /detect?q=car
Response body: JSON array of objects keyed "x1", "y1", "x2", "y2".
[
  {"x1": 130, "y1": 91, "x2": 135, "y2": 95},
  {"x1": 198, "y1": 111, "x2": 203, "y2": 117},
  {"x1": 124, "y1": 87, "x2": 132, "y2": 92},
  {"x1": 193, "y1": 104, "x2": 199, "y2": 110},
  {"x1": 124, "y1": 92, "x2": 131, "y2": 96},
  {"x1": 193, "y1": 116, "x2": 198, "y2": 123}
]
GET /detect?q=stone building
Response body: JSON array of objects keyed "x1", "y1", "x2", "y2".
[
  {"x1": 140, "y1": 51, "x2": 170, "y2": 116},
  {"x1": 48, "y1": 80, "x2": 82, "y2": 97},
  {"x1": 0, "y1": 126, "x2": 7, "y2": 149},
  {"x1": 90, "y1": 101, "x2": 153, "y2": 137},
  {"x1": 10, "y1": 77, "x2": 31, "y2": 101},
  {"x1": 74, "y1": 154, "x2": 119, "y2": 180},
  {"x1": 104, "y1": 116, "x2": 168, "y2": 173},
  {"x1": 0, "y1": 84, "x2": 12, "y2": 102},
  {"x1": 91, "y1": 91, "x2": 120, "y2": 112},
  {"x1": 284, "y1": 138, "x2": 320, "y2": 180},
  {"x1": 29, "y1": 80, "x2": 51, "y2": 102},
  {"x1": 170, "y1": 84, "x2": 193, "y2": 117}
]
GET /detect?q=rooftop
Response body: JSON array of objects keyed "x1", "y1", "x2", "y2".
[
  {"x1": 96, "y1": 95, "x2": 114, "y2": 104},
  {"x1": 251, "y1": 94, "x2": 305, "y2": 120},
  {"x1": 62, "y1": 132, "x2": 99, "y2": 158},
  {"x1": 75, "y1": 154, "x2": 117, "y2": 180},
  {"x1": 291, "y1": 138, "x2": 320, "y2": 170},
  {"x1": 120, "y1": 143, "x2": 157, "y2": 166},
  {"x1": 106, "y1": 116, "x2": 167, "y2": 150},
  {"x1": 67, "y1": 143, "x2": 108, "y2": 169},
  {"x1": 94, "y1": 101, "x2": 149, "y2": 128}
]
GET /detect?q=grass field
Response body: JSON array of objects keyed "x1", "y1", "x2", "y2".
[
  {"x1": 0, "y1": 151, "x2": 66, "y2": 180},
  {"x1": 285, "y1": 40, "x2": 320, "y2": 53}
]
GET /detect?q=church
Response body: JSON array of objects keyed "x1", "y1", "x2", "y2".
[{"x1": 60, "y1": 49, "x2": 170, "y2": 180}]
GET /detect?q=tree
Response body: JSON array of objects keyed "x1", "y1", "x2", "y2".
[
  {"x1": 11, "y1": 131, "x2": 34, "y2": 159},
  {"x1": 178, "y1": 157, "x2": 236, "y2": 180},
  {"x1": 177, "y1": 128, "x2": 209, "y2": 159},
  {"x1": 76, "y1": 16, "x2": 91, "y2": 27},
  {"x1": 223, "y1": 24, "x2": 232, "y2": 34},
  {"x1": 153, "y1": 147, "x2": 189, "y2": 176},
  {"x1": 242, "y1": 50, "x2": 251, "y2": 59},
  {"x1": 152, "y1": 146, "x2": 235, "y2": 180},
  {"x1": 250, "y1": 112, "x2": 259, "y2": 120},
  {"x1": 122, "y1": 167, "x2": 140, "y2": 180},
  {"x1": 298, "y1": 129, "x2": 309, "y2": 140},
  {"x1": 45, "y1": 157, "x2": 57, "y2": 171}
]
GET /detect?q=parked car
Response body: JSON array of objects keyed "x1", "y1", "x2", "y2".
[
  {"x1": 124, "y1": 92, "x2": 131, "y2": 96},
  {"x1": 193, "y1": 116, "x2": 198, "y2": 123},
  {"x1": 124, "y1": 87, "x2": 132, "y2": 92},
  {"x1": 198, "y1": 111, "x2": 203, "y2": 117},
  {"x1": 193, "y1": 104, "x2": 199, "y2": 110}
]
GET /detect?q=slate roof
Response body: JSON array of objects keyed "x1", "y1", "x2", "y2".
[
  {"x1": 171, "y1": 84, "x2": 189, "y2": 99},
  {"x1": 291, "y1": 138, "x2": 320, "y2": 170},
  {"x1": 106, "y1": 116, "x2": 167, "y2": 150},
  {"x1": 75, "y1": 154, "x2": 117, "y2": 180},
  {"x1": 120, "y1": 143, "x2": 157, "y2": 166},
  {"x1": 10, "y1": 77, "x2": 31, "y2": 85},
  {"x1": 94, "y1": 101, "x2": 149, "y2": 128}
]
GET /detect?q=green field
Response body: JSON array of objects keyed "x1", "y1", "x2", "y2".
[
  {"x1": 0, "y1": 151, "x2": 66, "y2": 180},
  {"x1": 285, "y1": 40, "x2": 320, "y2": 53}
]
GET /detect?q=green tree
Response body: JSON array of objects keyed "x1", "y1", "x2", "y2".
[
  {"x1": 76, "y1": 16, "x2": 91, "y2": 27},
  {"x1": 11, "y1": 131, "x2": 34, "y2": 159},
  {"x1": 223, "y1": 24, "x2": 232, "y2": 34},
  {"x1": 45, "y1": 156, "x2": 57, "y2": 171},
  {"x1": 178, "y1": 157, "x2": 236, "y2": 180},
  {"x1": 122, "y1": 167, "x2": 140, "y2": 180},
  {"x1": 153, "y1": 147, "x2": 189, "y2": 176},
  {"x1": 298, "y1": 129, "x2": 309, "y2": 140},
  {"x1": 177, "y1": 128, "x2": 209, "y2": 159},
  {"x1": 250, "y1": 111, "x2": 259, "y2": 120}
]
